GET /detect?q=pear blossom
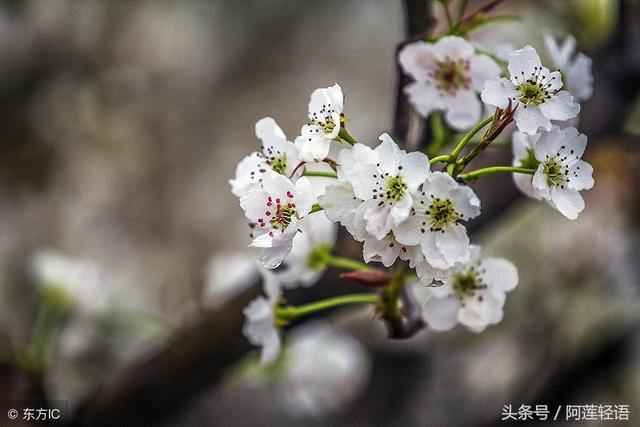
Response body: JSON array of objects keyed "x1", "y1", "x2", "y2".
[
  {"x1": 398, "y1": 36, "x2": 501, "y2": 130},
  {"x1": 511, "y1": 130, "x2": 544, "y2": 200},
  {"x1": 543, "y1": 31, "x2": 593, "y2": 102},
  {"x1": 317, "y1": 143, "x2": 376, "y2": 238},
  {"x1": 531, "y1": 127, "x2": 594, "y2": 220},
  {"x1": 394, "y1": 172, "x2": 480, "y2": 269},
  {"x1": 242, "y1": 270, "x2": 282, "y2": 365},
  {"x1": 272, "y1": 213, "x2": 337, "y2": 288},
  {"x1": 350, "y1": 133, "x2": 430, "y2": 240},
  {"x1": 422, "y1": 246, "x2": 518, "y2": 332},
  {"x1": 294, "y1": 83, "x2": 344, "y2": 162},
  {"x1": 278, "y1": 323, "x2": 370, "y2": 417},
  {"x1": 230, "y1": 117, "x2": 301, "y2": 198},
  {"x1": 240, "y1": 171, "x2": 314, "y2": 268},
  {"x1": 481, "y1": 46, "x2": 580, "y2": 135}
]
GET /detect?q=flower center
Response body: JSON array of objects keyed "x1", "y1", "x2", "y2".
[
  {"x1": 384, "y1": 176, "x2": 407, "y2": 201},
  {"x1": 452, "y1": 268, "x2": 486, "y2": 298},
  {"x1": 518, "y1": 81, "x2": 549, "y2": 106},
  {"x1": 311, "y1": 103, "x2": 338, "y2": 134},
  {"x1": 542, "y1": 158, "x2": 567, "y2": 188},
  {"x1": 257, "y1": 195, "x2": 299, "y2": 232},
  {"x1": 269, "y1": 155, "x2": 287, "y2": 175},
  {"x1": 433, "y1": 59, "x2": 470, "y2": 94},
  {"x1": 428, "y1": 198, "x2": 460, "y2": 231},
  {"x1": 270, "y1": 204, "x2": 296, "y2": 229}
]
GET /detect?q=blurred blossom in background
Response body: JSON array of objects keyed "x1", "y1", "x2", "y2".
[{"x1": 0, "y1": 0, "x2": 638, "y2": 426}]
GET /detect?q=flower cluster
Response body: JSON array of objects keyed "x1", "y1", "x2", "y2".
[{"x1": 230, "y1": 23, "x2": 594, "y2": 367}]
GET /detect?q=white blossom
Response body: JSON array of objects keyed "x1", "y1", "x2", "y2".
[
  {"x1": 399, "y1": 36, "x2": 501, "y2": 130},
  {"x1": 531, "y1": 127, "x2": 594, "y2": 220},
  {"x1": 230, "y1": 117, "x2": 301, "y2": 198},
  {"x1": 242, "y1": 270, "x2": 282, "y2": 365},
  {"x1": 422, "y1": 246, "x2": 518, "y2": 332},
  {"x1": 543, "y1": 31, "x2": 593, "y2": 102},
  {"x1": 394, "y1": 172, "x2": 480, "y2": 269},
  {"x1": 362, "y1": 233, "x2": 422, "y2": 268},
  {"x1": 240, "y1": 171, "x2": 315, "y2": 269},
  {"x1": 278, "y1": 323, "x2": 370, "y2": 418},
  {"x1": 294, "y1": 83, "x2": 344, "y2": 162},
  {"x1": 272, "y1": 213, "x2": 337, "y2": 288},
  {"x1": 481, "y1": 46, "x2": 580, "y2": 135},
  {"x1": 350, "y1": 133, "x2": 430, "y2": 240},
  {"x1": 31, "y1": 251, "x2": 108, "y2": 315}
]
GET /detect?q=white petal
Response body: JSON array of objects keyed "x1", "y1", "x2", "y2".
[
  {"x1": 531, "y1": 166, "x2": 551, "y2": 198},
  {"x1": 451, "y1": 184, "x2": 481, "y2": 220},
  {"x1": 260, "y1": 241, "x2": 294, "y2": 269},
  {"x1": 424, "y1": 171, "x2": 457, "y2": 198},
  {"x1": 458, "y1": 290, "x2": 504, "y2": 331},
  {"x1": 423, "y1": 296, "x2": 460, "y2": 331},
  {"x1": 514, "y1": 105, "x2": 551, "y2": 135},
  {"x1": 394, "y1": 213, "x2": 427, "y2": 246},
  {"x1": 390, "y1": 194, "x2": 413, "y2": 226},
  {"x1": 404, "y1": 82, "x2": 445, "y2": 117},
  {"x1": 443, "y1": 89, "x2": 482, "y2": 130},
  {"x1": 308, "y1": 84, "x2": 343, "y2": 140},
  {"x1": 256, "y1": 117, "x2": 288, "y2": 154},
  {"x1": 363, "y1": 234, "x2": 399, "y2": 267},
  {"x1": 479, "y1": 258, "x2": 518, "y2": 292},
  {"x1": 375, "y1": 134, "x2": 401, "y2": 174},
  {"x1": 543, "y1": 31, "x2": 575, "y2": 70},
  {"x1": 240, "y1": 189, "x2": 270, "y2": 222},
  {"x1": 363, "y1": 203, "x2": 393, "y2": 240},
  {"x1": 230, "y1": 152, "x2": 266, "y2": 198},
  {"x1": 434, "y1": 224, "x2": 471, "y2": 267},
  {"x1": 567, "y1": 53, "x2": 593, "y2": 101},
  {"x1": 416, "y1": 261, "x2": 451, "y2": 289},
  {"x1": 550, "y1": 187, "x2": 584, "y2": 220},
  {"x1": 469, "y1": 54, "x2": 502, "y2": 92},
  {"x1": 294, "y1": 177, "x2": 314, "y2": 216},
  {"x1": 481, "y1": 78, "x2": 518, "y2": 109},
  {"x1": 350, "y1": 163, "x2": 380, "y2": 200},
  {"x1": 539, "y1": 91, "x2": 580, "y2": 121},
  {"x1": 399, "y1": 151, "x2": 430, "y2": 190},
  {"x1": 294, "y1": 126, "x2": 332, "y2": 162},
  {"x1": 507, "y1": 46, "x2": 543, "y2": 85},
  {"x1": 262, "y1": 170, "x2": 295, "y2": 200},
  {"x1": 567, "y1": 160, "x2": 594, "y2": 191},
  {"x1": 318, "y1": 185, "x2": 361, "y2": 224},
  {"x1": 511, "y1": 130, "x2": 539, "y2": 160},
  {"x1": 433, "y1": 36, "x2": 474, "y2": 60},
  {"x1": 398, "y1": 41, "x2": 437, "y2": 83},
  {"x1": 260, "y1": 330, "x2": 282, "y2": 365},
  {"x1": 421, "y1": 233, "x2": 450, "y2": 270}
]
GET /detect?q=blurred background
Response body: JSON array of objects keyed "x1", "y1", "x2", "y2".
[{"x1": 0, "y1": 0, "x2": 638, "y2": 426}]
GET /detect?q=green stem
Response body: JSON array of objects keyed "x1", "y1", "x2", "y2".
[
  {"x1": 302, "y1": 171, "x2": 338, "y2": 179},
  {"x1": 338, "y1": 127, "x2": 358, "y2": 145},
  {"x1": 427, "y1": 112, "x2": 450, "y2": 156},
  {"x1": 457, "y1": 166, "x2": 536, "y2": 181},
  {"x1": 27, "y1": 298, "x2": 68, "y2": 374},
  {"x1": 453, "y1": 0, "x2": 469, "y2": 29},
  {"x1": 310, "y1": 203, "x2": 323, "y2": 214},
  {"x1": 277, "y1": 293, "x2": 378, "y2": 320},
  {"x1": 450, "y1": 116, "x2": 493, "y2": 159},
  {"x1": 323, "y1": 254, "x2": 369, "y2": 271},
  {"x1": 429, "y1": 154, "x2": 451, "y2": 165},
  {"x1": 475, "y1": 47, "x2": 508, "y2": 67}
]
